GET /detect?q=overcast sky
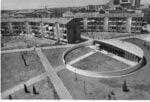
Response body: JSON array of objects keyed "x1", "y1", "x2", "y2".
[{"x1": 1, "y1": 0, "x2": 150, "y2": 10}]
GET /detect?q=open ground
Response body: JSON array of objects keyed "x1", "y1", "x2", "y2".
[{"x1": 1, "y1": 37, "x2": 150, "y2": 99}]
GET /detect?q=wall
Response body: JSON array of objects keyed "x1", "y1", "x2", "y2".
[{"x1": 63, "y1": 39, "x2": 144, "y2": 78}]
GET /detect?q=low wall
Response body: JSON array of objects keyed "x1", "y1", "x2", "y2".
[{"x1": 62, "y1": 39, "x2": 144, "y2": 78}]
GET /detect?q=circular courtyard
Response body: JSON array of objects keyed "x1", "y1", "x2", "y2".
[{"x1": 63, "y1": 39, "x2": 144, "y2": 78}]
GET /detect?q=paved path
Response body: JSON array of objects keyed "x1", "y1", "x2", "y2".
[
  {"x1": 1, "y1": 72, "x2": 48, "y2": 99},
  {"x1": 135, "y1": 34, "x2": 150, "y2": 43},
  {"x1": 55, "y1": 65, "x2": 66, "y2": 73},
  {"x1": 36, "y1": 48, "x2": 72, "y2": 99},
  {"x1": 69, "y1": 51, "x2": 96, "y2": 65},
  {"x1": 1, "y1": 47, "x2": 34, "y2": 54},
  {"x1": 41, "y1": 44, "x2": 74, "y2": 50},
  {"x1": 99, "y1": 50, "x2": 138, "y2": 66},
  {"x1": 1, "y1": 44, "x2": 74, "y2": 54}
]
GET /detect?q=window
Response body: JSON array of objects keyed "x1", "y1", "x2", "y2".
[
  {"x1": 114, "y1": 0, "x2": 120, "y2": 5},
  {"x1": 121, "y1": 0, "x2": 129, "y2": 3}
]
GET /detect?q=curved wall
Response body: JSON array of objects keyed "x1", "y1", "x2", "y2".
[{"x1": 62, "y1": 39, "x2": 144, "y2": 78}]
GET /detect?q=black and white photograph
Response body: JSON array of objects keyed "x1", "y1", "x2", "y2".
[{"x1": 1, "y1": 0, "x2": 150, "y2": 100}]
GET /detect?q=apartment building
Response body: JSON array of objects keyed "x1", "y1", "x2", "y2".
[
  {"x1": 1, "y1": 18, "x2": 81, "y2": 44},
  {"x1": 109, "y1": 0, "x2": 141, "y2": 9},
  {"x1": 74, "y1": 11, "x2": 144, "y2": 33}
]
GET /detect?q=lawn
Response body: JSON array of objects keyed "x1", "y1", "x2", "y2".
[
  {"x1": 57, "y1": 69, "x2": 120, "y2": 99},
  {"x1": 43, "y1": 48, "x2": 67, "y2": 68},
  {"x1": 65, "y1": 46, "x2": 94, "y2": 63},
  {"x1": 57, "y1": 38, "x2": 150, "y2": 100},
  {"x1": 6, "y1": 77, "x2": 59, "y2": 99},
  {"x1": 1, "y1": 36, "x2": 57, "y2": 50},
  {"x1": 73, "y1": 52, "x2": 129, "y2": 72},
  {"x1": 1, "y1": 51, "x2": 45, "y2": 92}
]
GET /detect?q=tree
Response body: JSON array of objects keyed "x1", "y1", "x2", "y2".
[
  {"x1": 111, "y1": 91, "x2": 115, "y2": 95},
  {"x1": 18, "y1": 70, "x2": 23, "y2": 81},
  {"x1": 147, "y1": 46, "x2": 149, "y2": 50},
  {"x1": 33, "y1": 85, "x2": 39, "y2": 95},
  {"x1": 122, "y1": 80, "x2": 129, "y2": 92},
  {"x1": 24, "y1": 84, "x2": 30, "y2": 93},
  {"x1": 83, "y1": 81, "x2": 87, "y2": 95},
  {"x1": 8, "y1": 94, "x2": 12, "y2": 99},
  {"x1": 21, "y1": 52, "x2": 29, "y2": 66},
  {"x1": 108, "y1": 94, "x2": 111, "y2": 100},
  {"x1": 53, "y1": 89, "x2": 59, "y2": 99},
  {"x1": 144, "y1": 42, "x2": 147, "y2": 47},
  {"x1": 74, "y1": 69, "x2": 78, "y2": 81}
]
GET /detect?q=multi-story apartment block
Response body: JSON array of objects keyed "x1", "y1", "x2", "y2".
[
  {"x1": 85, "y1": 5, "x2": 105, "y2": 11},
  {"x1": 74, "y1": 11, "x2": 144, "y2": 33},
  {"x1": 1, "y1": 18, "x2": 81, "y2": 44},
  {"x1": 109, "y1": 0, "x2": 141, "y2": 9}
]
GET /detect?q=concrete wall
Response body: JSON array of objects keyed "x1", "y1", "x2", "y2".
[{"x1": 63, "y1": 39, "x2": 144, "y2": 78}]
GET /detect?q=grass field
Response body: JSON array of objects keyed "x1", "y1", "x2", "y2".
[
  {"x1": 1, "y1": 51, "x2": 45, "y2": 92},
  {"x1": 7, "y1": 77, "x2": 59, "y2": 99},
  {"x1": 1, "y1": 36, "x2": 56, "y2": 50},
  {"x1": 43, "y1": 48, "x2": 67, "y2": 68},
  {"x1": 73, "y1": 52, "x2": 129, "y2": 72},
  {"x1": 65, "y1": 47, "x2": 94, "y2": 63},
  {"x1": 1, "y1": 37, "x2": 150, "y2": 99}
]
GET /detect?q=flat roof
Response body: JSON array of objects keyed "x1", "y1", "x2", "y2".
[
  {"x1": 1, "y1": 18, "x2": 73, "y2": 24},
  {"x1": 74, "y1": 12, "x2": 144, "y2": 18},
  {"x1": 99, "y1": 39, "x2": 144, "y2": 58}
]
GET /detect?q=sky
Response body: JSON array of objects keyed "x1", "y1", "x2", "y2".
[{"x1": 1, "y1": 0, "x2": 150, "y2": 10}]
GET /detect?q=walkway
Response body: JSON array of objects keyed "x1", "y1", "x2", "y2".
[
  {"x1": 1, "y1": 47, "x2": 34, "y2": 54},
  {"x1": 135, "y1": 34, "x2": 150, "y2": 43},
  {"x1": 36, "y1": 48, "x2": 72, "y2": 99},
  {"x1": 1, "y1": 44, "x2": 74, "y2": 54},
  {"x1": 55, "y1": 65, "x2": 66, "y2": 73},
  {"x1": 99, "y1": 50, "x2": 138, "y2": 66},
  {"x1": 69, "y1": 51, "x2": 96, "y2": 65},
  {"x1": 41, "y1": 44, "x2": 74, "y2": 50},
  {"x1": 1, "y1": 72, "x2": 48, "y2": 99}
]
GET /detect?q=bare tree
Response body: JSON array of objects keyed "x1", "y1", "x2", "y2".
[
  {"x1": 108, "y1": 94, "x2": 111, "y2": 100},
  {"x1": 122, "y1": 80, "x2": 130, "y2": 92},
  {"x1": 74, "y1": 69, "x2": 78, "y2": 81},
  {"x1": 47, "y1": 77, "x2": 53, "y2": 88},
  {"x1": 53, "y1": 89, "x2": 59, "y2": 99},
  {"x1": 21, "y1": 52, "x2": 29, "y2": 66},
  {"x1": 33, "y1": 85, "x2": 39, "y2": 95},
  {"x1": 24, "y1": 84, "x2": 30, "y2": 93},
  {"x1": 83, "y1": 81, "x2": 87, "y2": 95},
  {"x1": 8, "y1": 94, "x2": 12, "y2": 99},
  {"x1": 18, "y1": 70, "x2": 23, "y2": 81}
]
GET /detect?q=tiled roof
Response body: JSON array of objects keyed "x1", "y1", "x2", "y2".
[{"x1": 74, "y1": 12, "x2": 144, "y2": 18}]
